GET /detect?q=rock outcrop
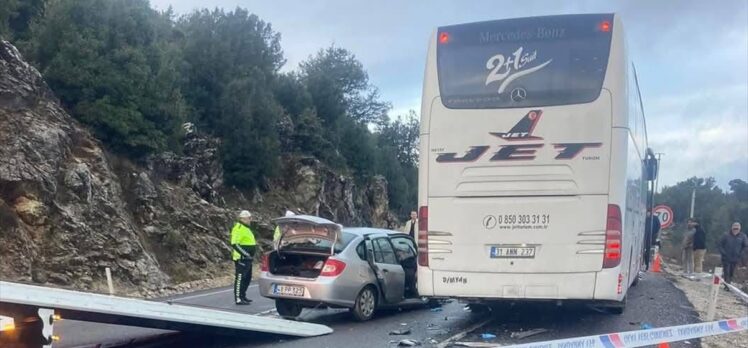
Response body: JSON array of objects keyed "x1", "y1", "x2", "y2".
[
  {"x1": 0, "y1": 41, "x2": 168, "y2": 290},
  {"x1": 0, "y1": 41, "x2": 403, "y2": 293}
]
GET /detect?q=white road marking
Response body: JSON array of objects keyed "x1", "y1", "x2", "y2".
[
  {"x1": 435, "y1": 317, "x2": 493, "y2": 348},
  {"x1": 173, "y1": 284, "x2": 258, "y2": 301}
]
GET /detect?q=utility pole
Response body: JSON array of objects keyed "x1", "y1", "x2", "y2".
[
  {"x1": 645, "y1": 152, "x2": 664, "y2": 270},
  {"x1": 690, "y1": 189, "x2": 696, "y2": 218},
  {"x1": 650, "y1": 153, "x2": 664, "y2": 213}
]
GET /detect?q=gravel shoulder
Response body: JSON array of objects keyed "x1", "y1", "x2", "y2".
[{"x1": 662, "y1": 260, "x2": 748, "y2": 348}]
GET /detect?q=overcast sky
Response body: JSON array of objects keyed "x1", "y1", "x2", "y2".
[{"x1": 151, "y1": 0, "x2": 748, "y2": 190}]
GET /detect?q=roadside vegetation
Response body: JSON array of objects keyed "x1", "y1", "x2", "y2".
[{"x1": 0, "y1": 0, "x2": 419, "y2": 217}]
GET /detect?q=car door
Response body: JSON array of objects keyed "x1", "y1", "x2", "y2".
[
  {"x1": 390, "y1": 236, "x2": 417, "y2": 264},
  {"x1": 367, "y1": 236, "x2": 405, "y2": 304},
  {"x1": 390, "y1": 235, "x2": 418, "y2": 297}
]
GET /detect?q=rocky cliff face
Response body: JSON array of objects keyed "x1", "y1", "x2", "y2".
[{"x1": 0, "y1": 41, "x2": 401, "y2": 293}]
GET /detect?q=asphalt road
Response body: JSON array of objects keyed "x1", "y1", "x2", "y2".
[{"x1": 54, "y1": 272, "x2": 704, "y2": 348}]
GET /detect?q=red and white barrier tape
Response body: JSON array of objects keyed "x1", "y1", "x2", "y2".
[{"x1": 503, "y1": 317, "x2": 747, "y2": 348}]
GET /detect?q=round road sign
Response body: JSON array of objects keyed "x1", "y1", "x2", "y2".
[{"x1": 654, "y1": 205, "x2": 674, "y2": 229}]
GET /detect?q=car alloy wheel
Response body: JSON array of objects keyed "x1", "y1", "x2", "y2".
[{"x1": 352, "y1": 286, "x2": 377, "y2": 321}]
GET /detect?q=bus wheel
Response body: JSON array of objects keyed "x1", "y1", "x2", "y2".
[
  {"x1": 608, "y1": 297, "x2": 626, "y2": 315},
  {"x1": 632, "y1": 273, "x2": 641, "y2": 287}
]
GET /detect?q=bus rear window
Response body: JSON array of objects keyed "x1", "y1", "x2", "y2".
[{"x1": 437, "y1": 14, "x2": 613, "y2": 109}]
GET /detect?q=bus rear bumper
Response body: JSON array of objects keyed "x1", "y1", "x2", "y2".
[{"x1": 419, "y1": 269, "x2": 623, "y2": 302}]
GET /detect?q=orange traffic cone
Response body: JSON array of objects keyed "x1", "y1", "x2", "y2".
[
  {"x1": 652, "y1": 251, "x2": 662, "y2": 273},
  {"x1": 658, "y1": 342, "x2": 670, "y2": 348}
]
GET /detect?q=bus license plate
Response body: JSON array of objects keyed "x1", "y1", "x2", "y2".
[
  {"x1": 490, "y1": 246, "x2": 536, "y2": 258},
  {"x1": 273, "y1": 284, "x2": 305, "y2": 297}
]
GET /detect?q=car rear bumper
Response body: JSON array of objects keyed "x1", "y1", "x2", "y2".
[
  {"x1": 258, "y1": 272, "x2": 358, "y2": 308},
  {"x1": 418, "y1": 268, "x2": 623, "y2": 301}
]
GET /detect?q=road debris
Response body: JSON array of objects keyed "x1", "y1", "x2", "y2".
[
  {"x1": 397, "y1": 338, "x2": 422, "y2": 346},
  {"x1": 389, "y1": 329, "x2": 412, "y2": 335},
  {"x1": 510, "y1": 328, "x2": 548, "y2": 339},
  {"x1": 480, "y1": 333, "x2": 496, "y2": 339},
  {"x1": 431, "y1": 307, "x2": 443, "y2": 312},
  {"x1": 435, "y1": 318, "x2": 493, "y2": 348},
  {"x1": 640, "y1": 323, "x2": 654, "y2": 330},
  {"x1": 401, "y1": 323, "x2": 408, "y2": 326},
  {"x1": 453, "y1": 342, "x2": 502, "y2": 347}
]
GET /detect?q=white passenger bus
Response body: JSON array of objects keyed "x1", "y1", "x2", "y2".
[{"x1": 416, "y1": 14, "x2": 656, "y2": 313}]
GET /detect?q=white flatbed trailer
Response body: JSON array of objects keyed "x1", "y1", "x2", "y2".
[{"x1": 0, "y1": 281, "x2": 332, "y2": 347}]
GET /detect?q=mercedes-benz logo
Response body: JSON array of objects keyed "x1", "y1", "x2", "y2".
[
  {"x1": 483, "y1": 215, "x2": 497, "y2": 229},
  {"x1": 510, "y1": 87, "x2": 527, "y2": 102}
]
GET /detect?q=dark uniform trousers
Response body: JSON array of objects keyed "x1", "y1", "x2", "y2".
[{"x1": 234, "y1": 257, "x2": 252, "y2": 302}]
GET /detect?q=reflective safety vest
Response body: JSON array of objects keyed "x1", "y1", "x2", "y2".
[
  {"x1": 230, "y1": 222, "x2": 256, "y2": 261},
  {"x1": 273, "y1": 226, "x2": 281, "y2": 242}
]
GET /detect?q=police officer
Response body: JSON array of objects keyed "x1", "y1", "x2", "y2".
[
  {"x1": 231, "y1": 210, "x2": 256, "y2": 305},
  {"x1": 273, "y1": 210, "x2": 295, "y2": 249}
]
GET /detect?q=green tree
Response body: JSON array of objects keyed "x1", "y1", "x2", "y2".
[
  {"x1": 0, "y1": 0, "x2": 20, "y2": 38},
  {"x1": 24, "y1": 0, "x2": 186, "y2": 155},
  {"x1": 301, "y1": 47, "x2": 390, "y2": 129},
  {"x1": 376, "y1": 111, "x2": 419, "y2": 216},
  {"x1": 338, "y1": 117, "x2": 378, "y2": 178},
  {"x1": 274, "y1": 73, "x2": 313, "y2": 121},
  {"x1": 378, "y1": 110, "x2": 420, "y2": 167},
  {"x1": 0, "y1": 0, "x2": 45, "y2": 41},
  {"x1": 178, "y1": 8, "x2": 284, "y2": 188},
  {"x1": 292, "y1": 109, "x2": 339, "y2": 164},
  {"x1": 729, "y1": 179, "x2": 748, "y2": 202},
  {"x1": 657, "y1": 176, "x2": 743, "y2": 249}
]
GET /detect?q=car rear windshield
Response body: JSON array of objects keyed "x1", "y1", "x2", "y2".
[
  {"x1": 437, "y1": 14, "x2": 613, "y2": 109},
  {"x1": 282, "y1": 231, "x2": 357, "y2": 254}
]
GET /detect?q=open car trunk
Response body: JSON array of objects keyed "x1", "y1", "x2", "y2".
[
  {"x1": 269, "y1": 215, "x2": 343, "y2": 279},
  {"x1": 268, "y1": 252, "x2": 328, "y2": 278}
]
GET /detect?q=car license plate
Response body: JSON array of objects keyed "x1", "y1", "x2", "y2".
[
  {"x1": 273, "y1": 284, "x2": 305, "y2": 297},
  {"x1": 490, "y1": 246, "x2": 536, "y2": 258}
]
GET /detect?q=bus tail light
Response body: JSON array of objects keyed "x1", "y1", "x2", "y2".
[
  {"x1": 320, "y1": 258, "x2": 346, "y2": 277},
  {"x1": 439, "y1": 32, "x2": 449, "y2": 44},
  {"x1": 603, "y1": 204, "x2": 622, "y2": 268},
  {"x1": 599, "y1": 21, "x2": 611, "y2": 32},
  {"x1": 417, "y1": 206, "x2": 429, "y2": 267}
]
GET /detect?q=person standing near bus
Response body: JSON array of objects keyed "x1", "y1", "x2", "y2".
[
  {"x1": 691, "y1": 218, "x2": 707, "y2": 273},
  {"x1": 231, "y1": 210, "x2": 257, "y2": 305},
  {"x1": 682, "y1": 219, "x2": 696, "y2": 274},
  {"x1": 718, "y1": 222, "x2": 748, "y2": 285},
  {"x1": 402, "y1": 210, "x2": 418, "y2": 239},
  {"x1": 644, "y1": 210, "x2": 661, "y2": 270}
]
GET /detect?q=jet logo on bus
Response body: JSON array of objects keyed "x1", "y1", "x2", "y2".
[
  {"x1": 436, "y1": 110, "x2": 602, "y2": 163},
  {"x1": 490, "y1": 110, "x2": 543, "y2": 140}
]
